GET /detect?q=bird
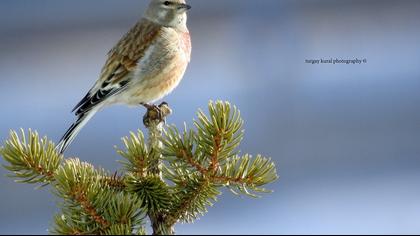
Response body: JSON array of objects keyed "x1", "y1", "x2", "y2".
[{"x1": 57, "y1": 0, "x2": 192, "y2": 154}]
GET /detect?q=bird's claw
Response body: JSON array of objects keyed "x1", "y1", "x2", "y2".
[{"x1": 142, "y1": 102, "x2": 172, "y2": 127}]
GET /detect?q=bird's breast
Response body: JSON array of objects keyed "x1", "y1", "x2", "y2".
[
  {"x1": 127, "y1": 30, "x2": 190, "y2": 104},
  {"x1": 180, "y1": 31, "x2": 192, "y2": 62}
]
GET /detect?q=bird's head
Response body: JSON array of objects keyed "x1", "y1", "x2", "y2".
[{"x1": 145, "y1": 0, "x2": 191, "y2": 30}]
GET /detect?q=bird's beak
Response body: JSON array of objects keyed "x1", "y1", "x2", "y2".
[{"x1": 178, "y1": 3, "x2": 191, "y2": 11}]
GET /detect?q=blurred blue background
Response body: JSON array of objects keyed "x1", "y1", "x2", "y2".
[{"x1": 1, "y1": 0, "x2": 420, "y2": 234}]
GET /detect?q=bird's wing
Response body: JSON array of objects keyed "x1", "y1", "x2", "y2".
[{"x1": 72, "y1": 19, "x2": 163, "y2": 116}]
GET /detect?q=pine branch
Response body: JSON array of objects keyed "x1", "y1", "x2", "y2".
[
  {"x1": 161, "y1": 101, "x2": 278, "y2": 226},
  {"x1": 1, "y1": 100, "x2": 279, "y2": 235},
  {"x1": 117, "y1": 131, "x2": 149, "y2": 178},
  {"x1": 0, "y1": 129, "x2": 62, "y2": 186},
  {"x1": 194, "y1": 101, "x2": 244, "y2": 169},
  {"x1": 53, "y1": 158, "x2": 145, "y2": 235},
  {"x1": 214, "y1": 154, "x2": 278, "y2": 197},
  {"x1": 162, "y1": 101, "x2": 244, "y2": 175}
]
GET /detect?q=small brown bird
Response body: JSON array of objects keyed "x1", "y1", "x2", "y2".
[{"x1": 58, "y1": 0, "x2": 192, "y2": 153}]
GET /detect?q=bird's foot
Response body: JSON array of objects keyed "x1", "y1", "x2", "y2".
[{"x1": 142, "y1": 102, "x2": 172, "y2": 127}]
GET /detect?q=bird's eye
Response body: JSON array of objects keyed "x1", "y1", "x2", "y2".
[{"x1": 163, "y1": 1, "x2": 171, "y2": 6}]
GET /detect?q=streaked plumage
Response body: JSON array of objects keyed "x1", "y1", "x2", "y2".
[{"x1": 58, "y1": 0, "x2": 191, "y2": 153}]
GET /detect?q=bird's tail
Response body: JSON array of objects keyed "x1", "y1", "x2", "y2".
[{"x1": 57, "y1": 110, "x2": 97, "y2": 154}]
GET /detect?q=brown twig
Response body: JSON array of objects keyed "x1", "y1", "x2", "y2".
[
  {"x1": 102, "y1": 172, "x2": 126, "y2": 191},
  {"x1": 209, "y1": 134, "x2": 222, "y2": 172},
  {"x1": 165, "y1": 179, "x2": 209, "y2": 227},
  {"x1": 22, "y1": 154, "x2": 55, "y2": 179},
  {"x1": 70, "y1": 186, "x2": 110, "y2": 229}
]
